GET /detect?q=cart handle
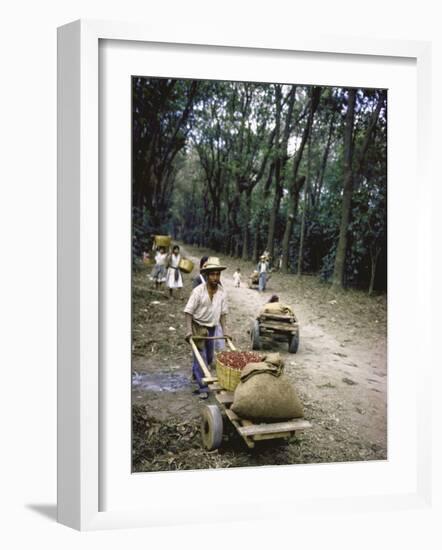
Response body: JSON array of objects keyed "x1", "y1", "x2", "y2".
[
  {"x1": 191, "y1": 335, "x2": 236, "y2": 351},
  {"x1": 192, "y1": 336, "x2": 226, "y2": 339},
  {"x1": 188, "y1": 337, "x2": 213, "y2": 380},
  {"x1": 188, "y1": 335, "x2": 237, "y2": 375}
]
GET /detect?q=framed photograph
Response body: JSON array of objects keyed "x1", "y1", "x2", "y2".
[{"x1": 58, "y1": 20, "x2": 433, "y2": 531}]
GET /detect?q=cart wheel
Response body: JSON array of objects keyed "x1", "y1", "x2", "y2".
[
  {"x1": 201, "y1": 404, "x2": 223, "y2": 450},
  {"x1": 288, "y1": 333, "x2": 299, "y2": 353},
  {"x1": 251, "y1": 320, "x2": 261, "y2": 350}
]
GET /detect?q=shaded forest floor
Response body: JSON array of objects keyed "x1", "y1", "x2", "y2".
[{"x1": 132, "y1": 243, "x2": 387, "y2": 472}]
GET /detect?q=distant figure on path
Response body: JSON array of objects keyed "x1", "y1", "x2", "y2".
[
  {"x1": 192, "y1": 255, "x2": 209, "y2": 289},
  {"x1": 257, "y1": 255, "x2": 269, "y2": 292},
  {"x1": 150, "y1": 246, "x2": 168, "y2": 290},
  {"x1": 166, "y1": 245, "x2": 183, "y2": 298},
  {"x1": 233, "y1": 268, "x2": 241, "y2": 288}
]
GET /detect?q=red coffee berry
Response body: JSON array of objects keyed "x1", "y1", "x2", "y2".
[{"x1": 217, "y1": 351, "x2": 263, "y2": 370}]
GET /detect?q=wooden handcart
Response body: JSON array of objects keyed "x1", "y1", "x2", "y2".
[
  {"x1": 251, "y1": 309, "x2": 300, "y2": 353},
  {"x1": 189, "y1": 336, "x2": 311, "y2": 451}
]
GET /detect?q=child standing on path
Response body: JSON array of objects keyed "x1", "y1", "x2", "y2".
[{"x1": 233, "y1": 268, "x2": 241, "y2": 288}]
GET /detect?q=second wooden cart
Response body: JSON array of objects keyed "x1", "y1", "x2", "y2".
[{"x1": 251, "y1": 309, "x2": 300, "y2": 353}]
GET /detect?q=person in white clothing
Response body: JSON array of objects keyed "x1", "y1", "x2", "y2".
[
  {"x1": 184, "y1": 257, "x2": 229, "y2": 397},
  {"x1": 257, "y1": 255, "x2": 269, "y2": 292},
  {"x1": 191, "y1": 255, "x2": 224, "y2": 352},
  {"x1": 233, "y1": 268, "x2": 241, "y2": 288},
  {"x1": 150, "y1": 246, "x2": 168, "y2": 290},
  {"x1": 166, "y1": 245, "x2": 183, "y2": 298}
]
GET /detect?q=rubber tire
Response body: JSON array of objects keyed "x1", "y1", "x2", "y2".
[
  {"x1": 201, "y1": 404, "x2": 223, "y2": 450},
  {"x1": 251, "y1": 320, "x2": 261, "y2": 350},
  {"x1": 288, "y1": 333, "x2": 299, "y2": 354}
]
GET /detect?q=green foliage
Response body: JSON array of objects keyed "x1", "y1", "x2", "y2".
[
  {"x1": 132, "y1": 79, "x2": 387, "y2": 292},
  {"x1": 132, "y1": 206, "x2": 157, "y2": 261}
]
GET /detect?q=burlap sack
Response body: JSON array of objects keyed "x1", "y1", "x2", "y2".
[
  {"x1": 262, "y1": 352, "x2": 284, "y2": 367},
  {"x1": 231, "y1": 362, "x2": 304, "y2": 421},
  {"x1": 260, "y1": 302, "x2": 294, "y2": 316}
]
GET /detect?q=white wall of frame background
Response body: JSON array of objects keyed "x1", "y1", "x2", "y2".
[{"x1": 1, "y1": 1, "x2": 441, "y2": 549}]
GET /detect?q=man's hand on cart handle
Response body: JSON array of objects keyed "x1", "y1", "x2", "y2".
[{"x1": 185, "y1": 332, "x2": 193, "y2": 342}]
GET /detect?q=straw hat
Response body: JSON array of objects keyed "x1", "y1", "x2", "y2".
[{"x1": 200, "y1": 257, "x2": 227, "y2": 273}]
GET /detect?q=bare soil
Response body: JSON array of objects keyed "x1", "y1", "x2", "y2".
[{"x1": 132, "y1": 244, "x2": 387, "y2": 472}]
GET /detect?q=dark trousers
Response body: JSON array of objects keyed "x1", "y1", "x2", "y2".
[{"x1": 192, "y1": 326, "x2": 216, "y2": 391}]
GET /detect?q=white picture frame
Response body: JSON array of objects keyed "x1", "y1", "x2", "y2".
[{"x1": 57, "y1": 19, "x2": 434, "y2": 531}]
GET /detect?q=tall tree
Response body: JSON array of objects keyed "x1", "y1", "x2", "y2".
[
  {"x1": 297, "y1": 131, "x2": 312, "y2": 275},
  {"x1": 281, "y1": 86, "x2": 321, "y2": 273},
  {"x1": 232, "y1": 84, "x2": 274, "y2": 260},
  {"x1": 332, "y1": 88, "x2": 385, "y2": 288},
  {"x1": 135, "y1": 78, "x2": 387, "y2": 293},
  {"x1": 265, "y1": 85, "x2": 296, "y2": 261},
  {"x1": 132, "y1": 78, "x2": 199, "y2": 228},
  {"x1": 331, "y1": 88, "x2": 356, "y2": 287},
  {"x1": 311, "y1": 109, "x2": 335, "y2": 208}
]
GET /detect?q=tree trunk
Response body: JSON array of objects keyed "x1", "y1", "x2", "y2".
[
  {"x1": 266, "y1": 184, "x2": 283, "y2": 260},
  {"x1": 368, "y1": 247, "x2": 380, "y2": 296},
  {"x1": 242, "y1": 190, "x2": 252, "y2": 260},
  {"x1": 281, "y1": 86, "x2": 321, "y2": 273},
  {"x1": 312, "y1": 112, "x2": 334, "y2": 207},
  {"x1": 281, "y1": 176, "x2": 305, "y2": 272},
  {"x1": 332, "y1": 88, "x2": 356, "y2": 288},
  {"x1": 266, "y1": 85, "x2": 296, "y2": 260},
  {"x1": 229, "y1": 192, "x2": 241, "y2": 257},
  {"x1": 231, "y1": 237, "x2": 237, "y2": 257},
  {"x1": 235, "y1": 240, "x2": 241, "y2": 258},
  {"x1": 356, "y1": 90, "x2": 387, "y2": 179},
  {"x1": 265, "y1": 85, "x2": 282, "y2": 259},
  {"x1": 297, "y1": 133, "x2": 312, "y2": 275},
  {"x1": 253, "y1": 227, "x2": 260, "y2": 263}
]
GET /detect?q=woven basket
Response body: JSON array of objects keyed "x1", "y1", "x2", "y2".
[
  {"x1": 178, "y1": 257, "x2": 194, "y2": 274},
  {"x1": 154, "y1": 235, "x2": 171, "y2": 248},
  {"x1": 215, "y1": 354, "x2": 242, "y2": 391}
]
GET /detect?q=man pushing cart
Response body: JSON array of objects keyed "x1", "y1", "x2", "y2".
[{"x1": 184, "y1": 257, "x2": 229, "y2": 398}]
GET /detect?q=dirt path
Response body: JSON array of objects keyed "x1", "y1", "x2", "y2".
[{"x1": 132, "y1": 244, "x2": 387, "y2": 471}]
